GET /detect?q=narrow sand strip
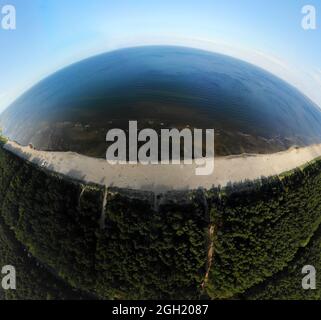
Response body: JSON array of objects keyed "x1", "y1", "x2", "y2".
[{"x1": 4, "y1": 141, "x2": 321, "y2": 192}]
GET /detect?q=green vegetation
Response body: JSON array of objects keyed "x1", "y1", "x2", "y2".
[
  {"x1": 95, "y1": 189, "x2": 208, "y2": 299},
  {"x1": 0, "y1": 145, "x2": 102, "y2": 298},
  {"x1": 0, "y1": 143, "x2": 321, "y2": 300},
  {"x1": 0, "y1": 128, "x2": 7, "y2": 146},
  {"x1": 206, "y1": 162, "x2": 321, "y2": 299},
  {"x1": 0, "y1": 215, "x2": 91, "y2": 300},
  {"x1": 242, "y1": 222, "x2": 321, "y2": 300},
  {"x1": 0, "y1": 146, "x2": 208, "y2": 299}
]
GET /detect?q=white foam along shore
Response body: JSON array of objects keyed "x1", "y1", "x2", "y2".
[{"x1": 4, "y1": 140, "x2": 321, "y2": 192}]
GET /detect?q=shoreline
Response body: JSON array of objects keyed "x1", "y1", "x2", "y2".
[{"x1": 4, "y1": 140, "x2": 321, "y2": 192}]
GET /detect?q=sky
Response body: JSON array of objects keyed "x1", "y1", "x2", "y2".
[{"x1": 0, "y1": 0, "x2": 321, "y2": 112}]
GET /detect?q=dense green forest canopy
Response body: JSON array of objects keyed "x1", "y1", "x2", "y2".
[{"x1": 0, "y1": 144, "x2": 320, "y2": 299}]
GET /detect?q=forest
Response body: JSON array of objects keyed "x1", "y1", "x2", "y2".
[{"x1": 0, "y1": 139, "x2": 321, "y2": 300}]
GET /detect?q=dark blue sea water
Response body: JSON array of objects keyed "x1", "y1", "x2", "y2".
[{"x1": 1, "y1": 46, "x2": 321, "y2": 157}]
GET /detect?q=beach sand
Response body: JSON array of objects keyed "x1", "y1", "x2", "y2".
[{"x1": 4, "y1": 140, "x2": 321, "y2": 192}]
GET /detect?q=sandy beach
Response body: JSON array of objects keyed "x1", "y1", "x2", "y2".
[{"x1": 4, "y1": 140, "x2": 321, "y2": 192}]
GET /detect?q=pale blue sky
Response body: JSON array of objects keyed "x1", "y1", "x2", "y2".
[{"x1": 0, "y1": 0, "x2": 320, "y2": 112}]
